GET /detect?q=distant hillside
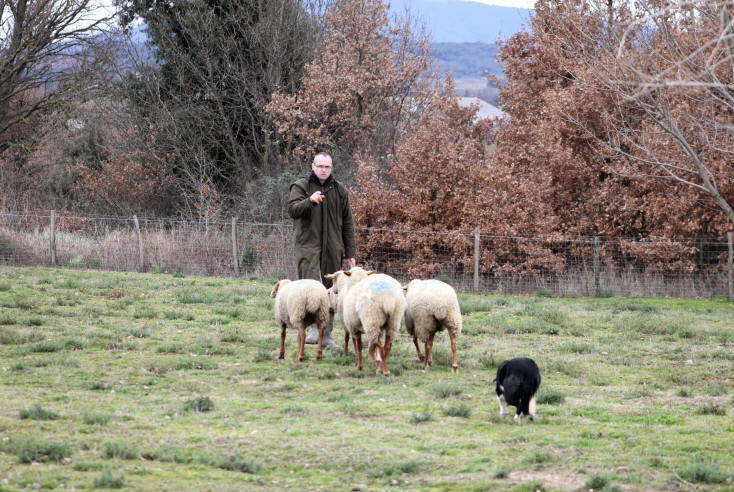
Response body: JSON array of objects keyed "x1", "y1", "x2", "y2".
[
  {"x1": 390, "y1": 0, "x2": 530, "y2": 43},
  {"x1": 432, "y1": 42, "x2": 501, "y2": 78}
]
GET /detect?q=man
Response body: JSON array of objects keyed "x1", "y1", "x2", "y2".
[{"x1": 288, "y1": 152, "x2": 356, "y2": 348}]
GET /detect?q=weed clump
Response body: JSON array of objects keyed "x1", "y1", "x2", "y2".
[
  {"x1": 584, "y1": 475, "x2": 609, "y2": 490},
  {"x1": 184, "y1": 396, "x2": 214, "y2": 413},
  {"x1": 695, "y1": 404, "x2": 726, "y2": 416},
  {"x1": 443, "y1": 403, "x2": 471, "y2": 418},
  {"x1": 535, "y1": 386, "x2": 565, "y2": 405},
  {"x1": 677, "y1": 457, "x2": 728, "y2": 484},
  {"x1": 82, "y1": 410, "x2": 112, "y2": 426},
  {"x1": 411, "y1": 405, "x2": 433, "y2": 424},
  {"x1": 431, "y1": 382, "x2": 462, "y2": 399},
  {"x1": 367, "y1": 459, "x2": 422, "y2": 478},
  {"x1": 19, "y1": 403, "x2": 60, "y2": 421},
  {"x1": 102, "y1": 440, "x2": 139, "y2": 460},
  {"x1": 11, "y1": 435, "x2": 73, "y2": 463},
  {"x1": 93, "y1": 469, "x2": 125, "y2": 488}
]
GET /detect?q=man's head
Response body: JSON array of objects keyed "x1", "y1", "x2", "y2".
[{"x1": 312, "y1": 152, "x2": 333, "y2": 183}]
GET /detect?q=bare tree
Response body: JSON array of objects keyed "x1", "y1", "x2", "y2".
[
  {"x1": 545, "y1": 0, "x2": 734, "y2": 225},
  {"x1": 0, "y1": 0, "x2": 113, "y2": 152}
]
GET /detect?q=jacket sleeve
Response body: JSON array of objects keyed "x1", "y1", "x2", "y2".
[
  {"x1": 288, "y1": 182, "x2": 313, "y2": 219},
  {"x1": 342, "y1": 189, "x2": 356, "y2": 259}
]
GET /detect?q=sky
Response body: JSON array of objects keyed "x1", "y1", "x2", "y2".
[{"x1": 465, "y1": 0, "x2": 535, "y2": 8}]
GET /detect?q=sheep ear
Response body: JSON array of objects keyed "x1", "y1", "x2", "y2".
[
  {"x1": 343, "y1": 271, "x2": 352, "y2": 277},
  {"x1": 366, "y1": 270, "x2": 374, "y2": 275},
  {"x1": 401, "y1": 284, "x2": 408, "y2": 290},
  {"x1": 270, "y1": 281, "x2": 280, "y2": 297},
  {"x1": 325, "y1": 272, "x2": 338, "y2": 279}
]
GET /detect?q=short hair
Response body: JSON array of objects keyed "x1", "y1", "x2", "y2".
[{"x1": 313, "y1": 152, "x2": 332, "y2": 164}]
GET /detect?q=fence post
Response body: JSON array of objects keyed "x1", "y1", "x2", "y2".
[
  {"x1": 473, "y1": 227, "x2": 480, "y2": 293},
  {"x1": 133, "y1": 215, "x2": 144, "y2": 272},
  {"x1": 49, "y1": 209, "x2": 56, "y2": 266},
  {"x1": 728, "y1": 231, "x2": 733, "y2": 301},
  {"x1": 594, "y1": 236, "x2": 600, "y2": 296},
  {"x1": 232, "y1": 217, "x2": 239, "y2": 277}
]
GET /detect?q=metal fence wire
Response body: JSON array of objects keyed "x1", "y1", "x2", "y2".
[{"x1": 0, "y1": 212, "x2": 731, "y2": 298}]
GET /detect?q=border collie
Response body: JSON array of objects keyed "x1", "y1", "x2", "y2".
[{"x1": 495, "y1": 357, "x2": 541, "y2": 421}]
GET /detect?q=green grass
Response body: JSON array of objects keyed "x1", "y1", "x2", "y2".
[{"x1": 0, "y1": 266, "x2": 732, "y2": 491}]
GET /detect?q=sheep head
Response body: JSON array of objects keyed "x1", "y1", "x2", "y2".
[{"x1": 270, "y1": 279, "x2": 291, "y2": 297}]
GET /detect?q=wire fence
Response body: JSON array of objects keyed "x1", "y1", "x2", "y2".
[{"x1": 0, "y1": 211, "x2": 731, "y2": 298}]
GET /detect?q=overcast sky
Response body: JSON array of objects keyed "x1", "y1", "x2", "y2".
[{"x1": 469, "y1": 0, "x2": 535, "y2": 8}]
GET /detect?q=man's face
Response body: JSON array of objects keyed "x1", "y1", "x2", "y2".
[{"x1": 312, "y1": 156, "x2": 333, "y2": 183}]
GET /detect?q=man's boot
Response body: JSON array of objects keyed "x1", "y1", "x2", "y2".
[
  {"x1": 304, "y1": 323, "x2": 320, "y2": 344},
  {"x1": 321, "y1": 310, "x2": 341, "y2": 349}
]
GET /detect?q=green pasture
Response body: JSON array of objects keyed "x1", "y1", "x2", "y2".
[{"x1": 0, "y1": 266, "x2": 732, "y2": 491}]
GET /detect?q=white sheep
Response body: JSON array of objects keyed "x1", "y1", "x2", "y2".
[
  {"x1": 403, "y1": 279, "x2": 462, "y2": 373},
  {"x1": 270, "y1": 278, "x2": 330, "y2": 361},
  {"x1": 328, "y1": 268, "x2": 405, "y2": 376},
  {"x1": 326, "y1": 267, "x2": 372, "y2": 356}
]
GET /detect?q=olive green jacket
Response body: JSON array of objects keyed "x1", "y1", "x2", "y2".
[{"x1": 288, "y1": 173, "x2": 356, "y2": 286}]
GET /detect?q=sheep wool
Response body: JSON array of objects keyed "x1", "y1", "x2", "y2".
[
  {"x1": 342, "y1": 273, "x2": 406, "y2": 376},
  {"x1": 272, "y1": 278, "x2": 330, "y2": 361},
  {"x1": 404, "y1": 279, "x2": 462, "y2": 373}
]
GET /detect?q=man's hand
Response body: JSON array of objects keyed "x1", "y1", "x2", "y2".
[
  {"x1": 347, "y1": 258, "x2": 356, "y2": 268},
  {"x1": 310, "y1": 191, "x2": 325, "y2": 204}
]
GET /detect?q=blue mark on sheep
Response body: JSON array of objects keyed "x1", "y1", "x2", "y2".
[
  {"x1": 295, "y1": 279, "x2": 322, "y2": 287},
  {"x1": 369, "y1": 281, "x2": 399, "y2": 293},
  {"x1": 413, "y1": 279, "x2": 442, "y2": 293}
]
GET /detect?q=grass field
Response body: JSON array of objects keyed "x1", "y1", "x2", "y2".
[{"x1": 0, "y1": 266, "x2": 732, "y2": 491}]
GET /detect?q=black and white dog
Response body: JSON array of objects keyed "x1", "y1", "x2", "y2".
[{"x1": 494, "y1": 357, "x2": 541, "y2": 421}]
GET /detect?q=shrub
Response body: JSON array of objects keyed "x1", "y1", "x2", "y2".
[
  {"x1": 82, "y1": 410, "x2": 112, "y2": 426},
  {"x1": 11, "y1": 435, "x2": 73, "y2": 463},
  {"x1": 695, "y1": 404, "x2": 726, "y2": 416},
  {"x1": 431, "y1": 382, "x2": 462, "y2": 399},
  {"x1": 102, "y1": 440, "x2": 139, "y2": 460},
  {"x1": 536, "y1": 386, "x2": 564, "y2": 405},
  {"x1": 19, "y1": 403, "x2": 60, "y2": 421},
  {"x1": 367, "y1": 459, "x2": 422, "y2": 478},
  {"x1": 184, "y1": 396, "x2": 214, "y2": 413},
  {"x1": 677, "y1": 458, "x2": 727, "y2": 484},
  {"x1": 207, "y1": 452, "x2": 263, "y2": 474},
  {"x1": 411, "y1": 405, "x2": 433, "y2": 424},
  {"x1": 443, "y1": 403, "x2": 471, "y2": 418},
  {"x1": 584, "y1": 475, "x2": 609, "y2": 490},
  {"x1": 93, "y1": 469, "x2": 125, "y2": 488}
]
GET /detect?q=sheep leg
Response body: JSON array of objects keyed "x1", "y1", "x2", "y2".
[
  {"x1": 278, "y1": 323, "x2": 287, "y2": 359},
  {"x1": 344, "y1": 331, "x2": 350, "y2": 356},
  {"x1": 423, "y1": 332, "x2": 435, "y2": 372},
  {"x1": 351, "y1": 334, "x2": 358, "y2": 357},
  {"x1": 355, "y1": 332, "x2": 364, "y2": 371},
  {"x1": 380, "y1": 333, "x2": 392, "y2": 376},
  {"x1": 369, "y1": 340, "x2": 382, "y2": 368},
  {"x1": 297, "y1": 328, "x2": 305, "y2": 362},
  {"x1": 316, "y1": 319, "x2": 325, "y2": 360},
  {"x1": 448, "y1": 329, "x2": 458, "y2": 373},
  {"x1": 412, "y1": 335, "x2": 424, "y2": 362}
]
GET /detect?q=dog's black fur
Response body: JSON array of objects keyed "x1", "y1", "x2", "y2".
[{"x1": 494, "y1": 357, "x2": 541, "y2": 421}]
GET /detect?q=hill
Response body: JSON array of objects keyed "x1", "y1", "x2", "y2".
[{"x1": 390, "y1": 0, "x2": 530, "y2": 43}]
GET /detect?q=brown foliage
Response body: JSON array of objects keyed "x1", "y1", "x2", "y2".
[
  {"x1": 495, "y1": 0, "x2": 734, "y2": 239},
  {"x1": 354, "y1": 77, "x2": 563, "y2": 276},
  {"x1": 267, "y1": 0, "x2": 433, "y2": 163},
  {"x1": 75, "y1": 147, "x2": 175, "y2": 216}
]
